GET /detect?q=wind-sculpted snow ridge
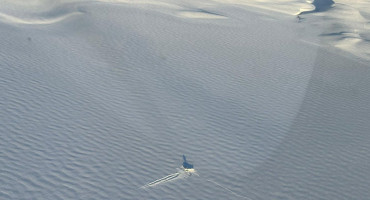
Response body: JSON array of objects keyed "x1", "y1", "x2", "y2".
[
  {"x1": 298, "y1": 0, "x2": 335, "y2": 15},
  {"x1": 297, "y1": 0, "x2": 370, "y2": 61},
  {"x1": 99, "y1": 0, "x2": 228, "y2": 20},
  {"x1": 0, "y1": 1, "x2": 84, "y2": 25},
  {"x1": 178, "y1": 10, "x2": 227, "y2": 19},
  {"x1": 0, "y1": 11, "x2": 82, "y2": 25},
  {"x1": 209, "y1": 0, "x2": 312, "y2": 16},
  {"x1": 1, "y1": 0, "x2": 370, "y2": 199}
]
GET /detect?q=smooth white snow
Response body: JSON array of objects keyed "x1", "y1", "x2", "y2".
[{"x1": 1, "y1": 0, "x2": 370, "y2": 199}]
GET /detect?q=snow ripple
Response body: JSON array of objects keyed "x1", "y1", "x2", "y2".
[{"x1": 1, "y1": 0, "x2": 369, "y2": 199}]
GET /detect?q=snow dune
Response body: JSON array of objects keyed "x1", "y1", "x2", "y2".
[
  {"x1": 177, "y1": 10, "x2": 227, "y2": 19},
  {"x1": 1, "y1": 0, "x2": 368, "y2": 60},
  {"x1": 1, "y1": 0, "x2": 370, "y2": 199},
  {"x1": 0, "y1": 0, "x2": 84, "y2": 25},
  {"x1": 299, "y1": 0, "x2": 370, "y2": 60},
  {"x1": 0, "y1": 11, "x2": 82, "y2": 25}
]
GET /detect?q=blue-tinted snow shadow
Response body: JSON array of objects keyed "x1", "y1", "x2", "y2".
[{"x1": 299, "y1": 0, "x2": 335, "y2": 15}]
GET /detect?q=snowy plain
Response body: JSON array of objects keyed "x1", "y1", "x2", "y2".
[{"x1": 1, "y1": 0, "x2": 370, "y2": 199}]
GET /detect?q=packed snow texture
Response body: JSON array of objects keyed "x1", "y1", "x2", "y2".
[{"x1": 1, "y1": 0, "x2": 370, "y2": 199}]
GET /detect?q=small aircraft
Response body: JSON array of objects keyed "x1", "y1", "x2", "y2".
[{"x1": 141, "y1": 155, "x2": 196, "y2": 188}]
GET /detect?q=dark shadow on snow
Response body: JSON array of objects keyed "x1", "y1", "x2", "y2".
[
  {"x1": 312, "y1": 0, "x2": 335, "y2": 12},
  {"x1": 182, "y1": 155, "x2": 194, "y2": 169},
  {"x1": 298, "y1": 0, "x2": 335, "y2": 15}
]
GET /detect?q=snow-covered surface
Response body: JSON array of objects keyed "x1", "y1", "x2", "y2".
[{"x1": 1, "y1": 0, "x2": 370, "y2": 199}]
